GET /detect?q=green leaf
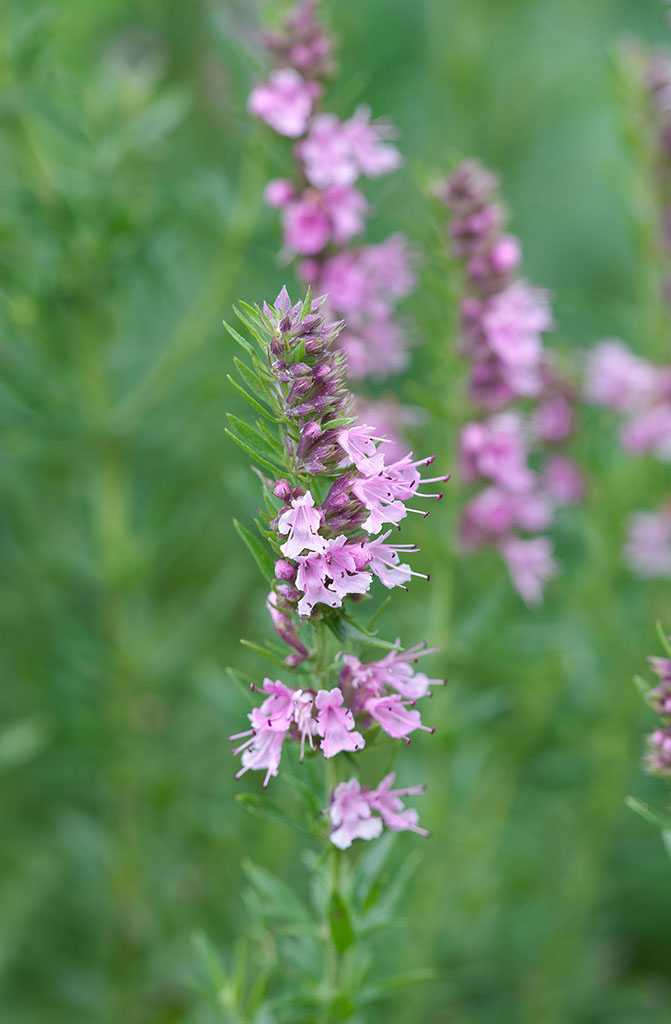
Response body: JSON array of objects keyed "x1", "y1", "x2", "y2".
[
  {"x1": 243, "y1": 860, "x2": 311, "y2": 924},
  {"x1": 355, "y1": 832, "x2": 396, "y2": 909},
  {"x1": 656, "y1": 622, "x2": 671, "y2": 657},
  {"x1": 227, "y1": 413, "x2": 283, "y2": 457},
  {"x1": 225, "y1": 428, "x2": 284, "y2": 475},
  {"x1": 235, "y1": 794, "x2": 313, "y2": 837},
  {"x1": 663, "y1": 831, "x2": 671, "y2": 862},
  {"x1": 226, "y1": 667, "x2": 254, "y2": 701},
  {"x1": 321, "y1": 416, "x2": 356, "y2": 430},
  {"x1": 240, "y1": 639, "x2": 288, "y2": 668},
  {"x1": 328, "y1": 888, "x2": 356, "y2": 955},
  {"x1": 223, "y1": 318, "x2": 255, "y2": 356},
  {"x1": 233, "y1": 519, "x2": 275, "y2": 583},
  {"x1": 359, "y1": 968, "x2": 436, "y2": 1005},
  {"x1": 227, "y1": 374, "x2": 277, "y2": 423},
  {"x1": 625, "y1": 796, "x2": 671, "y2": 831}
]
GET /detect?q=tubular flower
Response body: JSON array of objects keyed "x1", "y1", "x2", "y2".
[
  {"x1": 437, "y1": 158, "x2": 583, "y2": 603},
  {"x1": 328, "y1": 774, "x2": 427, "y2": 849}
]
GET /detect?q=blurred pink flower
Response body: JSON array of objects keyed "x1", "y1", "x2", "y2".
[{"x1": 248, "y1": 68, "x2": 319, "y2": 137}]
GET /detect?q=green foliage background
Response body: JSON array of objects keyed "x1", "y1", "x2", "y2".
[{"x1": 2, "y1": 0, "x2": 670, "y2": 1021}]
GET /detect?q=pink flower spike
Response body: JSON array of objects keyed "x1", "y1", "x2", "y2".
[
  {"x1": 315, "y1": 688, "x2": 365, "y2": 759},
  {"x1": 364, "y1": 694, "x2": 434, "y2": 739},
  {"x1": 329, "y1": 779, "x2": 383, "y2": 849},
  {"x1": 248, "y1": 68, "x2": 318, "y2": 138},
  {"x1": 277, "y1": 490, "x2": 326, "y2": 559},
  {"x1": 367, "y1": 773, "x2": 429, "y2": 837}
]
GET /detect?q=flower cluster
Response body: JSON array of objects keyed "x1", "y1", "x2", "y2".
[
  {"x1": 329, "y1": 774, "x2": 428, "y2": 850},
  {"x1": 436, "y1": 160, "x2": 583, "y2": 603},
  {"x1": 641, "y1": 645, "x2": 671, "y2": 776},
  {"x1": 248, "y1": 0, "x2": 414, "y2": 380},
  {"x1": 227, "y1": 288, "x2": 448, "y2": 847},
  {"x1": 585, "y1": 340, "x2": 671, "y2": 577},
  {"x1": 265, "y1": 288, "x2": 447, "y2": 622},
  {"x1": 231, "y1": 641, "x2": 440, "y2": 791}
]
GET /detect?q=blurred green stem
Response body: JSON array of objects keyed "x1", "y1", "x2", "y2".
[{"x1": 78, "y1": 333, "x2": 142, "y2": 1019}]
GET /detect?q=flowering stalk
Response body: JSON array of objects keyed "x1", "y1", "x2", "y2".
[
  {"x1": 434, "y1": 160, "x2": 583, "y2": 604},
  {"x1": 585, "y1": 46, "x2": 671, "y2": 577},
  {"x1": 248, "y1": 0, "x2": 416, "y2": 401},
  {"x1": 225, "y1": 287, "x2": 447, "y2": 1013},
  {"x1": 585, "y1": 340, "x2": 671, "y2": 576},
  {"x1": 629, "y1": 630, "x2": 671, "y2": 861}
]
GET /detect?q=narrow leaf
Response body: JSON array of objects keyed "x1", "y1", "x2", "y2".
[
  {"x1": 233, "y1": 519, "x2": 275, "y2": 583},
  {"x1": 328, "y1": 888, "x2": 356, "y2": 955}
]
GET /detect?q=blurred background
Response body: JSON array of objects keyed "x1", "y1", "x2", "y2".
[{"x1": 2, "y1": 0, "x2": 671, "y2": 1021}]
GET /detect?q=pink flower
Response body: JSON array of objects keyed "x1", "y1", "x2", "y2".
[
  {"x1": 277, "y1": 490, "x2": 325, "y2": 559},
  {"x1": 481, "y1": 281, "x2": 552, "y2": 373},
  {"x1": 231, "y1": 683, "x2": 296, "y2": 787},
  {"x1": 297, "y1": 108, "x2": 401, "y2": 189},
  {"x1": 264, "y1": 178, "x2": 295, "y2": 208},
  {"x1": 341, "y1": 644, "x2": 444, "y2": 704},
  {"x1": 232, "y1": 721, "x2": 287, "y2": 787},
  {"x1": 328, "y1": 773, "x2": 427, "y2": 848},
  {"x1": 315, "y1": 688, "x2": 365, "y2": 758},
  {"x1": 460, "y1": 413, "x2": 533, "y2": 492},
  {"x1": 361, "y1": 532, "x2": 424, "y2": 589},
  {"x1": 352, "y1": 473, "x2": 408, "y2": 533},
  {"x1": 340, "y1": 316, "x2": 409, "y2": 379},
  {"x1": 282, "y1": 193, "x2": 332, "y2": 254},
  {"x1": 358, "y1": 235, "x2": 415, "y2": 299},
  {"x1": 625, "y1": 509, "x2": 671, "y2": 578},
  {"x1": 329, "y1": 778, "x2": 383, "y2": 849},
  {"x1": 295, "y1": 551, "x2": 341, "y2": 616},
  {"x1": 344, "y1": 106, "x2": 402, "y2": 177},
  {"x1": 364, "y1": 694, "x2": 434, "y2": 739},
  {"x1": 298, "y1": 113, "x2": 359, "y2": 188},
  {"x1": 354, "y1": 399, "x2": 422, "y2": 463},
  {"x1": 323, "y1": 185, "x2": 368, "y2": 244},
  {"x1": 542, "y1": 455, "x2": 585, "y2": 506},
  {"x1": 621, "y1": 404, "x2": 671, "y2": 459},
  {"x1": 584, "y1": 340, "x2": 660, "y2": 413},
  {"x1": 532, "y1": 394, "x2": 575, "y2": 443},
  {"x1": 248, "y1": 68, "x2": 318, "y2": 137},
  {"x1": 499, "y1": 536, "x2": 557, "y2": 605},
  {"x1": 230, "y1": 680, "x2": 319, "y2": 782},
  {"x1": 321, "y1": 536, "x2": 373, "y2": 599},
  {"x1": 460, "y1": 487, "x2": 518, "y2": 548},
  {"x1": 368, "y1": 773, "x2": 429, "y2": 836},
  {"x1": 294, "y1": 537, "x2": 373, "y2": 617},
  {"x1": 337, "y1": 424, "x2": 387, "y2": 476}
]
